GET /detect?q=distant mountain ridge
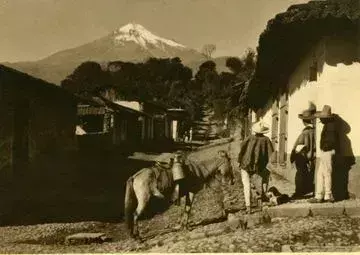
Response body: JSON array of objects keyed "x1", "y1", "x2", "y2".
[{"x1": 3, "y1": 23, "x2": 230, "y2": 85}]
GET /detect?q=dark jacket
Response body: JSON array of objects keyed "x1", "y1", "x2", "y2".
[
  {"x1": 291, "y1": 126, "x2": 316, "y2": 162},
  {"x1": 320, "y1": 121, "x2": 338, "y2": 152},
  {"x1": 237, "y1": 134, "x2": 274, "y2": 175}
]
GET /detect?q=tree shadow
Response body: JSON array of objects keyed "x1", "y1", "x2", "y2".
[
  {"x1": 0, "y1": 150, "x2": 155, "y2": 226},
  {"x1": 332, "y1": 114, "x2": 356, "y2": 201}
]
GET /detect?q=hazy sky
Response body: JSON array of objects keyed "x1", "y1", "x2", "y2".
[{"x1": 0, "y1": 0, "x2": 308, "y2": 62}]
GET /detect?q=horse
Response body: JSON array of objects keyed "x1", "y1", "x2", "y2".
[{"x1": 124, "y1": 150, "x2": 233, "y2": 239}]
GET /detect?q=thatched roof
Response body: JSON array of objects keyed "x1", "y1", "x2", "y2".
[{"x1": 249, "y1": 0, "x2": 360, "y2": 111}]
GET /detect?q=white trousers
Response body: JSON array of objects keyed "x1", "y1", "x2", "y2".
[
  {"x1": 315, "y1": 150, "x2": 335, "y2": 200},
  {"x1": 240, "y1": 169, "x2": 266, "y2": 207},
  {"x1": 240, "y1": 169, "x2": 251, "y2": 206}
]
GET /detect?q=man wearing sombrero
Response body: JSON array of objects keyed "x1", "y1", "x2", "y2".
[
  {"x1": 290, "y1": 103, "x2": 316, "y2": 199},
  {"x1": 237, "y1": 121, "x2": 274, "y2": 214},
  {"x1": 308, "y1": 105, "x2": 338, "y2": 203}
]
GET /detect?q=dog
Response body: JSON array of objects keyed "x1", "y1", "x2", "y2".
[{"x1": 265, "y1": 186, "x2": 290, "y2": 206}]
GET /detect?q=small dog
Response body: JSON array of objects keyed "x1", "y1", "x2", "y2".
[{"x1": 265, "y1": 186, "x2": 290, "y2": 206}]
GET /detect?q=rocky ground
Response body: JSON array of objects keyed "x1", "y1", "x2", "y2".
[
  {"x1": 1, "y1": 210, "x2": 360, "y2": 253},
  {"x1": 1, "y1": 171, "x2": 360, "y2": 253},
  {"x1": 1, "y1": 139, "x2": 360, "y2": 253}
]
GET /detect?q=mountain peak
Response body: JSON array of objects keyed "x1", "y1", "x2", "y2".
[{"x1": 113, "y1": 23, "x2": 186, "y2": 49}]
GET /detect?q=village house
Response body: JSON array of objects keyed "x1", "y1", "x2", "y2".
[
  {"x1": 114, "y1": 99, "x2": 187, "y2": 142},
  {"x1": 166, "y1": 108, "x2": 189, "y2": 142},
  {"x1": 76, "y1": 96, "x2": 151, "y2": 152},
  {"x1": 0, "y1": 65, "x2": 77, "y2": 182},
  {"x1": 248, "y1": 0, "x2": 360, "y2": 198}
]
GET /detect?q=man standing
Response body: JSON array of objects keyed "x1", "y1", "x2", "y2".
[
  {"x1": 308, "y1": 105, "x2": 337, "y2": 203},
  {"x1": 238, "y1": 121, "x2": 274, "y2": 214},
  {"x1": 290, "y1": 105, "x2": 316, "y2": 199}
]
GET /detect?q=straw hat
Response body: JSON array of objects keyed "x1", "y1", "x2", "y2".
[
  {"x1": 252, "y1": 121, "x2": 270, "y2": 134},
  {"x1": 315, "y1": 105, "x2": 335, "y2": 119},
  {"x1": 298, "y1": 104, "x2": 316, "y2": 120}
]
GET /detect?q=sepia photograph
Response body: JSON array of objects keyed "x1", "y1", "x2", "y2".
[{"x1": 0, "y1": 0, "x2": 360, "y2": 253}]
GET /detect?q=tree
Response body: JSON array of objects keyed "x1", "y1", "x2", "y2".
[
  {"x1": 61, "y1": 61, "x2": 111, "y2": 96},
  {"x1": 226, "y1": 57, "x2": 243, "y2": 75},
  {"x1": 194, "y1": 48, "x2": 256, "y2": 136},
  {"x1": 194, "y1": 60, "x2": 220, "y2": 104},
  {"x1": 107, "y1": 57, "x2": 197, "y2": 121},
  {"x1": 201, "y1": 44, "x2": 216, "y2": 59},
  {"x1": 242, "y1": 48, "x2": 256, "y2": 77}
]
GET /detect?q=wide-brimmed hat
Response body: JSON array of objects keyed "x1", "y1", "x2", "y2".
[
  {"x1": 298, "y1": 104, "x2": 316, "y2": 120},
  {"x1": 252, "y1": 121, "x2": 270, "y2": 134},
  {"x1": 315, "y1": 105, "x2": 335, "y2": 119}
]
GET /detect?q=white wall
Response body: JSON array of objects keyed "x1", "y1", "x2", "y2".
[
  {"x1": 114, "y1": 101, "x2": 141, "y2": 111},
  {"x1": 258, "y1": 36, "x2": 360, "y2": 156},
  {"x1": 286, "y1": 37, "x2": 360, "y2": 156}
]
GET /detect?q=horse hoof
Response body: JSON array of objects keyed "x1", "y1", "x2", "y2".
[
  {"x1": 131, "y1": 234, "x2": 143, "y2": 242},
  {"x1": 130, "y1": 231, "x2": 141, "y2": 239},
  {"x1": 136, "y1": 236, "x2": 144, "y2": 243}
]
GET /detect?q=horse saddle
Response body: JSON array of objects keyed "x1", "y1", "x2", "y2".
[{"x1": 155, "y1": 161, "x2": 171, "y2": 170}]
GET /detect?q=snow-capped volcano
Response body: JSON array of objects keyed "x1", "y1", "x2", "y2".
[
  {"x1": 4, "y1": 23, "x2": 206, "y2": 84},
  {"x1": 113, "y1": 23, "x2": 186, "y2": 49}
]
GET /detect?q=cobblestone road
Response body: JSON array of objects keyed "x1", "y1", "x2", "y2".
[
  {"x1": 1, "y1": 215, "x2": 360, "y2": 253},
  {"x1": 1, "y1": 140, "x2": 359, "y2": 253}
]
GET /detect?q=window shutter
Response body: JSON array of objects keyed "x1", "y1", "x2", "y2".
[
  {"x1": 271, "y1": 99, "x2": 279, "y2": 163},
  {"x1": 279, "y1": 93, "x2": 289, "y2": 165}
]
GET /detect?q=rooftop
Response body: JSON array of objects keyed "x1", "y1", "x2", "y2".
[
  {"x1": 248, "y1": 0, "x2": 360, "y2": 111},
  {"x1": 0, "y1": 64, "x2": 77, "y2": 101}
]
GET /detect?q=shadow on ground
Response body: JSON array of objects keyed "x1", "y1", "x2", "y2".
[
  {"x1": 0, "y1": 148, "x2": 159, "y2": 226},
  {"x1": 0, "y1": 140, "x2": 219, "y2": 226}
]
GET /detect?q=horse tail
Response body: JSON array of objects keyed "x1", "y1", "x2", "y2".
[{"x1": 124, "y1": 176, "x2": 137, "y2": 233}]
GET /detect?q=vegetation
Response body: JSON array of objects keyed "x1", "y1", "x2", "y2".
[
  {"x1": 193, "y1": 48, "x2": 256, "y2": 133},
  {"x1": 201, "y1": 44, "x2": 217, "y2": 59},
  {"x1": 61, "y1": 50, "x2": 256, "y2": 136}
]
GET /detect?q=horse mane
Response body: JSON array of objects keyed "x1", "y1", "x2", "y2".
[{"x1": 184, "y1": 156, "x2": 223, "y2": 184}]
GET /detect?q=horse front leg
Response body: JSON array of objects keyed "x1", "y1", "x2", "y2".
[
  {"x1": 181, "y1": 192, "x2": 195, "y2": 230},
  {"x1": 133, "y1": 211, "x2": 140, "y2": 239}
]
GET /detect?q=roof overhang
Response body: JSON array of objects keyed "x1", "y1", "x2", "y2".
[{"x1": 249, "y1": 0, "x2": 360, "y2": 111}]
